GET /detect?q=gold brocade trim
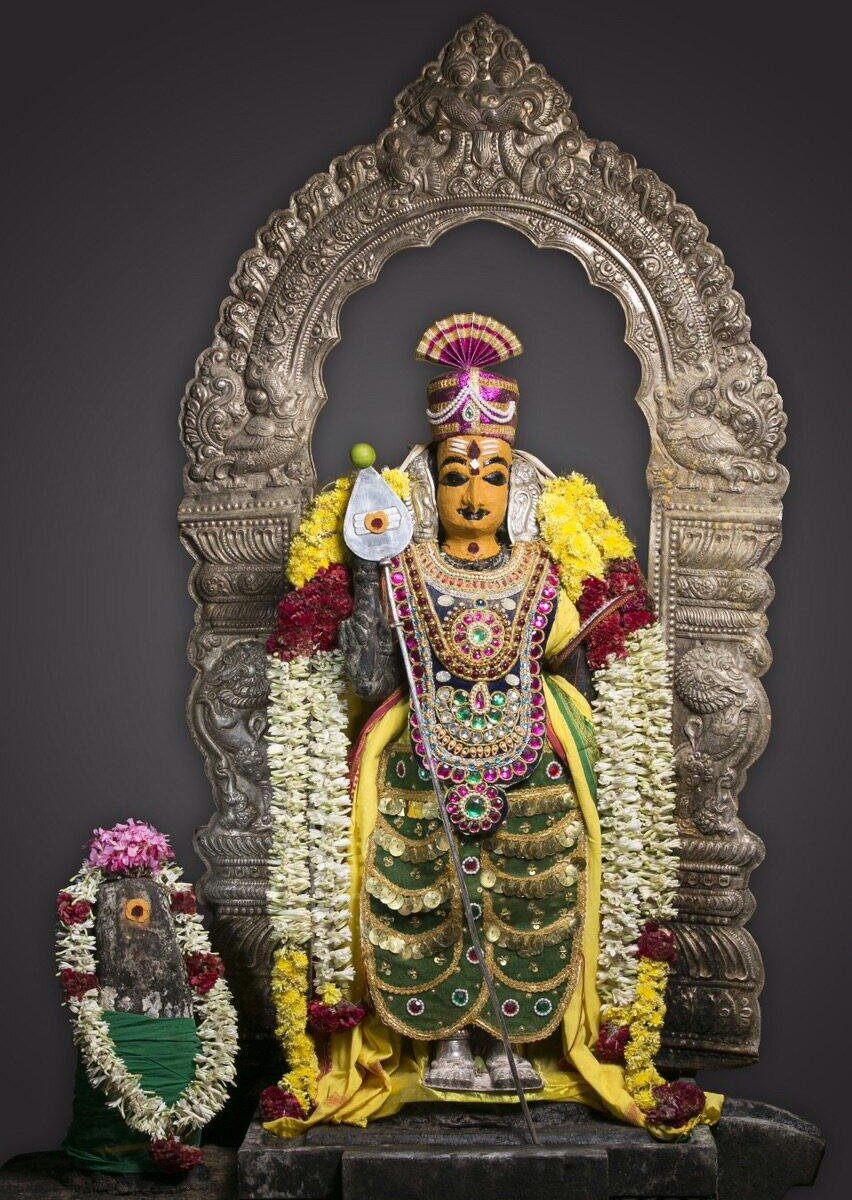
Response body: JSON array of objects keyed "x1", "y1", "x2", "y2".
[
  {"x1": 481, "y1": 894, "x2": 581, "y2": 954},
  {"x1": 508, "y1": 786, "x2": 576, "y2": 816},
  {"x1": 360, "y1": 887, "x2": 465, "y2": 999},
  {"x1": 486, "y1": 861, "x2": 587, "y2": 995},
  {"x1": 374, "y1": 818, "x2": 448, "y2": 862},
  {"x1": 489, "y1": 858, "x2": 580, "y2": 898},
  {"x1": 379, "y1": 792, "x2": 440, "y2": 820},
  {"x1": 487, "y1": 948, "x2": 580, "y2": 994},
  {"x1": 407, "y1": 539, "x2": 541, "y2": 593},
  {"x1": 365, "y1": 873, "x2": 454, "y2": 915},
  {"x1": 427, "y1": 374, "x2": 520, "y2": 395},
  {"x1": 364, "y1": 908, "x2": 461, "y2": 959},
  {"x1": 361, "y1": 867, "x2": 588, "y2": 1042},
  {"x1": 489, "y1": 813, "x2": 583, "y2": 860},
  {"x1": 430, "y1": 422, "x2": 517, "y2": 444},
  {"x1": 378, "y1": 781, "x2": 575, "y2": 820}
]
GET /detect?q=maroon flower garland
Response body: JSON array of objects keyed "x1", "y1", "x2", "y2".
[
  {"x1": 260, "y1": 1085, "x2": 308, "y2": 1121},
  {"x1": 266, "y1": 564, "x2": 353, "y2": 661},
  {"x1": 307, "y1": 998, "x2": 367, "y2": 1035},
  {"x1": 185, "y1": 951, "x2": 226, "y2": 996},
  {"x1": 577, "y1": 558, "x2": 655, "y2": 671}
]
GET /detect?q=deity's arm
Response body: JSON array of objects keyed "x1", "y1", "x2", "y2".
[{"x1": 337, "y1": 555, "x2": 403, "y2": 702}]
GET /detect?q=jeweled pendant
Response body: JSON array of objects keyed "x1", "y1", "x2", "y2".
[{"x1": 444, "y1": 781, "x2": 507, "y2": 837}]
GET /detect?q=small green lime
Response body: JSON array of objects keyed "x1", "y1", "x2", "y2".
[{"x1": 350, "y1": 442, "x2": 377, "y2": 468}]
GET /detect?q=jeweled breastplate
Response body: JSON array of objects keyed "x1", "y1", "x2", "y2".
[{"x1": 388, "y1": 541, "x2": 559, "y2": 836}]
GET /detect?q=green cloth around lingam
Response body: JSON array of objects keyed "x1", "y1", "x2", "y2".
[{"x1": 63, "y1": 1010, "x2": 201, "y2": 1174}]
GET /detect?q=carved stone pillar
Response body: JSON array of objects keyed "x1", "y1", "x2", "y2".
[{"x1": 178, "y1": 487, "x2": 302, "y2": 1029}]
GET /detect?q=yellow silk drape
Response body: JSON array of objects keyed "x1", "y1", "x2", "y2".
[{"x1": 264, "y1": 591, "x2": 721, "y2": 1138}]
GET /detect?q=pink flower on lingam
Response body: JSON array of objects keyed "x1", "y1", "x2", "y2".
[{"x1": 86, "y1": 819, "x2": 175, "y2": 876}]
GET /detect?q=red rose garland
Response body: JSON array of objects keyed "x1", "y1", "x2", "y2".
[
  {"x1": 595, "y1": 1022, "x2": 630, "y2": 1064},
  {"x1": 260, "y1": 1085, "x2": 308, "y2": 1121}
]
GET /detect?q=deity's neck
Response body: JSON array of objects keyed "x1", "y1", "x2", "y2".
[
  {"x1": 439, "y1": 533, "x2": 503, "y2": 561},
  {"x1": 439, "y1": 542, "x2": 509, "y2": 572}
]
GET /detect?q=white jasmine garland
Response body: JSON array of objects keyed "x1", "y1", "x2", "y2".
[
  {"x1": 56, "y1": 862, "x2": 238, "y2": 1143},
  {"x1": 631, "y1": 623, "x2": 679, "y2": 921},
  {"x1": 265, "y1": 651, "x2": 355, "y2": 992},
  {"x1": 305, "y1": 650, "x2": 354, "y2": 991},
  {"x1": 591, "y1": 620, "x2": 680, "y2": 1009},
  {"x1": 266, "y1": 655, "x2": 314, "y2": 950}
]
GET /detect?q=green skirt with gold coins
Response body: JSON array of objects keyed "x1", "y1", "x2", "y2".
[{"x1": 360, "y1": 740, "x2": 587, "y2": 1041}]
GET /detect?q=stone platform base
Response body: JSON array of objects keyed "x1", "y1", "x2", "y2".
[
  {"x1": 0, "y1": 1099, "x2": 823, "y2": 1199},
  {"x1": 239, "y1": 1099, "x2": 824, "y2": 1200}
]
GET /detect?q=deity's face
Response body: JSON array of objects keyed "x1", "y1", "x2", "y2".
[{"x1": 435, "y1": 435, "x2": 512, "y2": 559}]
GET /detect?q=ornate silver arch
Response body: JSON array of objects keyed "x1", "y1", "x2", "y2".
[{"x1": 178, "y1": 14, "x2": 785, "y2": 1071}]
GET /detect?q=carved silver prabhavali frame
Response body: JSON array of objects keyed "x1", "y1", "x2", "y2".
[{"x1": 178, "y1": 14, "x2": 785, "y2": 1071}]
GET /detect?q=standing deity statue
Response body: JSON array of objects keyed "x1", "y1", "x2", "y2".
[{"x1": 261, "y1": 315, "x2": 720, "y2": 1139}]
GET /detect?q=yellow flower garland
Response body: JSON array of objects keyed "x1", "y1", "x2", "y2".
[
  {"x1": 288, "y1": 468, "x2": 627, "y2": 599},
  {"x1": 536, "y1": 474, "x2": 634, "y2": 601},
  {"x1": 287, "y1": 469, "x2": 411, "y2": 588},
  {"x1": 602, "y1": 959, "x2": 708, "y2": 1139},
  {"x1": 271, "y1": 949, "x2": 320, "y2": 1113}
]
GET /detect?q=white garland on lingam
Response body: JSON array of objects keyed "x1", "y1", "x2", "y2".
[
  {"x1": 56, "y1": 860, "x2": 238, "y2": 1142},
  {"x1": 265, "y1": 651, "x2": 354, "y2": 992},
  {"x1": 591, "y1": 621, "x2": 680, "y2": 1010}
]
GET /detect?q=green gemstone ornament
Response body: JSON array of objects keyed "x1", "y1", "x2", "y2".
[{"x1": 463, "y1": 794, "x2": 488, "y2": 819}]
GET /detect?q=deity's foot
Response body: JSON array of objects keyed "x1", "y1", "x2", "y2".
[
  {"x1": 484, "y1": 1039, "x2": 544, "y2": 1092},
  {"x1": 424, "y1": 1031, "x2": 477, "y2": 1092}
]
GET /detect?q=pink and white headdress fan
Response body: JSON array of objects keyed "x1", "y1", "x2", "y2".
[{"x1": 416, "y1": 313, "x2": 523, "y2": 445}]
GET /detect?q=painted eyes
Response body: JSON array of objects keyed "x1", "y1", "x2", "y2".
[
  {"x1": 124, "y1": 896, "x2": 151, "y2": 925},
  {"x1": 439, "y1": 470, "x2": 507, "y2": 487}
]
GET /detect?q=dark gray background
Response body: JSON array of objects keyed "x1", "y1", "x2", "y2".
[{"x1": 2, "y1": 1, "x2": 849, "y2": 1195}]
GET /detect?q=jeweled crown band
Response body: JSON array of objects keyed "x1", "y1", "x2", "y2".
[
  {"x1": 425, "y1": 367, "x2": 519, "y2": 445},
  {"x1": 427, "y1": 373, "x2": 519, "y2": 396},
  {"x1": 429, "y1": 420, "x2": 517, "y2": 445}
]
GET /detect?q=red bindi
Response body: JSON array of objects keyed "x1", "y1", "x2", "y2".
[{"x1": 468, "y1": 542, "x2": 480, "y2": 555}]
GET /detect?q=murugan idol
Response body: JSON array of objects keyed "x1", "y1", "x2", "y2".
[{"x1": 262, "y1": 314, "x2": 720, "y2": 1139}]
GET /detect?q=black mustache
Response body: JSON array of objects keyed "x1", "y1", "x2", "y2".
[{"x1": 457, "y1": 505, "x2": 489, "y2": 521}]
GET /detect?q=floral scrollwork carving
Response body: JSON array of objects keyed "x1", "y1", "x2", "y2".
[
  {"x1": 377, "y1": 14, "x2": 581, "y2": 195},
  {"x1": 674, "y1": 645, "x2": 769, "y2": 835},
  {"x1": 656, "y1": 367, "x2": 783, "y2": 490},
  {"x1": 193, "y1": 640, "x2": 272, "y2": 833}
]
